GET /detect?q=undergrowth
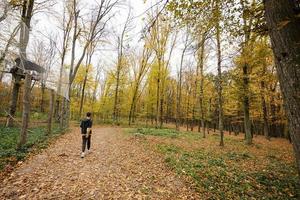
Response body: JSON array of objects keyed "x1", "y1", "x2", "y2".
[
  {"x1": 0, "y1": 124, "x2": 64, "y2": 170},
  {"x1": 130, "y1": 127, "x2": 300, "y2": 199}
]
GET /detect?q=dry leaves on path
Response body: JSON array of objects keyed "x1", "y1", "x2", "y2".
[{"x1": 0, "y1": 127, "x2": 199, "y2": 199}]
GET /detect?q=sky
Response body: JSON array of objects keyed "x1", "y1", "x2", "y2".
[
  {"x1": 22, "y1": 0, "x2": 157, "y2": 95},
  {"x1": 1, "y1": 0, "x2": 237, "y2": 96}
]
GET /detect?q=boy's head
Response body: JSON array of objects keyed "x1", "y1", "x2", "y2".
[{"x1": 86, "y1": 112, "x2": 91, "y2": 117}]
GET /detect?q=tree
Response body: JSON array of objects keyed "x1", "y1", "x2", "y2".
[
  {"x1": 55, "y1": 1, "x2": 73, "y2": 124},
  {"x1": 17, "y1": 0, "x2": 35, "y2": 148},
  {"x1": 0, "y1": 25, "x2": 20, "y2": 82},
  {"x1": 176, "y1": 28, "x2": 190, "y2": 130},
  {"x1": 128, "y1": 43, "x2": 153, "y2": 125},
  {"x1": 31, "y1": 37, "x2": 56, "y2": 113},
  {"x1": 264, "y1": 0, "x2": 300, "y2": 179},
  {"x1": 214, "y1": 0, "x2": 224, "y2": 146},
  {"x1": 63, "y1": 0, "x2": 118, "y2": 127},
  {"x1": 196, "y1": 32, "x2": 208, "y2": 137},
  {"x1": 113, "y1": 10, "x2": 131, "y2": 124},
  {"x1": 79, "y1": 43, "x2": 96, "y2": 118},
  {"x1": 147, "y1": 12, "x2": 174, "y2": 128},
  {"x1": 5, "y1": 0, "x2": 35, "y2": 127}
]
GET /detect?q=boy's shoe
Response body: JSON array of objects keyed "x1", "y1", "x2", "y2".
[
  {"x1": 86, "y1": 149, "x2": 91, "y2": 154},
  {"x1": 81, "y1": 152, "x2": 85, "y2": 158}
]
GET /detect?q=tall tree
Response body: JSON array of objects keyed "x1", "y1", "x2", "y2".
[
  {"x1": 128, "y1": 44, "x2": 152, "y2": 125},
  {"x1": 176, "y1": 28, "x2": 190, "y2": 130},
  {"x1": 238, "y1": 0, "x2": 258, "y2": 145},
  {"x1": 148, "y1": 13, "x2": 172, "y2": 128},
  {"x1": 6, "y1": 0, "x2": 34, "y2": 127},
  {"x1": 264, "y1": 0, "x2": 300, "y2": 179},
  {"x1": 56, "y1": 1, "x2": 73, "y2": 125},
  {"x1": 17, "y1": 0, "x2": 35, "y2": 148},
  {"x1": 79, "y1": 43, "x2": 96, "y2": 118},
  {"x1": 214, "y1": 0, "x2": 224, "y2": 146},
  {"x1": 113, "y1": 10, "x2": 131, "y2": 124},
  {"x1": 196, "y1": 32, "x2": 207, "y2": 137},
  {"x1": 63, "y1": 0, "x2": 118, "y2": 127}
]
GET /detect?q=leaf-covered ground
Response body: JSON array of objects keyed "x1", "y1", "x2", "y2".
[
  {"x1": 0, "y1": 127, "x2": 199, "y2": 199},
  {"x1": 0, "y1": 125, "x2": 63, "y2": 172},
  {"x1": 129, "y1": 128, "x2": 300, "y2": 199}
]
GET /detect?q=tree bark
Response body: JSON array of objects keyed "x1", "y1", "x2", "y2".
[
  {"x1": 215, "y1": 0, "x2": 224, "y2": 146},
  {"x1": 261, "y1": 80, "x2": 270, "y2": 140},
  {"x1": 243, "y1": 63, "x2": 252, "y2": 144},
  {"x1": 17, "y1": 73, "x2": 31, "y2": 149},
  {"x1": 264, "y1": 0, "x2": 300, "y2": 178},
  {"x1": 198, "y1": 34, "x2": 206, "y2": 138},
  {"x1": 40, "y1": 83, "x2": 45, "y2": 112},
  {"x1": 6, "y1": 75, "x2": 22, "y2": 127},
  {"x1": 113, "y1": 61, "x2": 121, "y2": 123},
  {"x1": 79, "y1": 50, "x2": 93, "y2": 118},
  {"x1": 156, "y1": 59, "x2": 161, "y2": 128},
  {"x1": 47, "y1": 89, "x2": 54, "y2": 135},
  {"x1": 7, "y1": 0, "x2": 34, "y2": 127}
]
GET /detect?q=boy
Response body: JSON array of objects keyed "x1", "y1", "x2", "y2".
[{"x1": 80, "y1": 112, "x2": 93, "y2": 158}]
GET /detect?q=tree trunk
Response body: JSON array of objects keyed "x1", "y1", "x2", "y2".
[
  {"x1": 264, "y1": 0, "x2": 300, "y2": 179},
  {"x1": 261, "y1": 80, "x2": 270, "y2": 140},
  {"x1": 6, "y1": 75, "x2": 22, "y2": 127},
  {"x1": 40, "y1": 83, "x2": 45, "y2": 112},
  {"x1": 176, "y1": 39, "x2": 188, "y2": 130},
  {"x1": 129, "y1": 83, "x2": 139, "y2": 125},
  {"x1": 176, "y1": 68, "x2": 182, "y2": 131},
  {"x1": 7, "y1": 0, "x2": 34, "y2": 127},
  {"x1": 47, "y1": 89, "x2": 54, "y2": 135},
  {"x1": 243, "y1": 64, "x2": 252, "y2": 144},
  {"x1": 198, "y1": 34, "x2": 206, "y2": 138},
  {"x1": 156, "y1": 61, "x2": 161, "y2": 128},
  {"x1": 113, "y1": 67, "x2": 120, "y2": 124},
  {"x1": 54, "y1": 98, "x2": 60, "y2": 122},
  {"x1": 17, "y1": 0, "x2": 34, "y2": 148},
  {"x1": 17, "y1": 73, "x2": 31, "y2": 149},
  {"x1": 159, "y1": 96, "x2": 164, "y2": 128},
  {"x1": 216, "y1": 0, "x2": 224, "y2": 146},
  {"x1": 79, "y1": 66, "x2": 89, "y2": 118}
]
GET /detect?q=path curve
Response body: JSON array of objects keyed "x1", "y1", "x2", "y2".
[{"x1": 0, "y1": 127, "x2": 199, "y2": 199}]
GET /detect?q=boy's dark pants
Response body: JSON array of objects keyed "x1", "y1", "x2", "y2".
[{"x1": 82, "y1": 135, "x2": 91, "y2": 152}]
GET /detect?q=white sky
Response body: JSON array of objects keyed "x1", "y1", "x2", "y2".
[{"x1": 1, "y1": 0, "x2": 237, "y2": 90}]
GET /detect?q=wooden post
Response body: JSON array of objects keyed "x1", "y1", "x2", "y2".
[
  {"x1": 17, "y1": 73, "x2": 31, "y2": 149},
  {"x1": 47, "y1": 89, "x2": 55, "y2": 135}
]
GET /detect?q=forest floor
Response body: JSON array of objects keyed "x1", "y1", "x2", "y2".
[
  {"x1": 0, "y1": 126, "x2": 299, "y2": 199},
  {"x1": 0, "y1": 126, "x2": 199, "y2": 199},
  {"x1": 128, "y1": 127, "x2": 299, "y2": 199}
]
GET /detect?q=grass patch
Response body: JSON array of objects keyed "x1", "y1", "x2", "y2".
[
  {"x1": 129, "y1": 127, "x2": 203, "y2": 140},
  {"x1": 133, "y1": 128, "x2": 299, "y2": 199},
  {"x1": 136, "y1": 128, "x2": 180, "y2": 137},
  {"x1": 0, "y1": 124, "x2": 64, "y2": 171},
  {"x1": 156, "y1": 143, "x2": 299, "y2": 199}
]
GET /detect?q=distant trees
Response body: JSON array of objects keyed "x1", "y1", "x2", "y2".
[
  {"x1": 59, "y1": 0, "x2": 120, "y2": 127},
  {"x1": 0, "y1": 0, "x2": 296, "y2": 157}
]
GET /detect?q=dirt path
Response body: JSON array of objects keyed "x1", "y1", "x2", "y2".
[{"x1": 0, "y1": 127, "x2": 199, "y2": 199}]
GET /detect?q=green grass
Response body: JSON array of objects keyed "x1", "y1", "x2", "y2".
[
  {"x1": 0, "y1": 124, "x2": 64, "y2": 170},
  {"x1": 129, "y1": 127, "x2": 300, "y2": 199},
  {"x1": 157, "y1": 144, "x2": 299, "y2": 199},
  {"x1": 129, "y1": 127, "x2": 203, "y2": 140}
]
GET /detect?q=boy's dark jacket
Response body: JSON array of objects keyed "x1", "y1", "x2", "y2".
[{"x1": 80, "y1": 118, "x2": 92, "y2": 134}]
